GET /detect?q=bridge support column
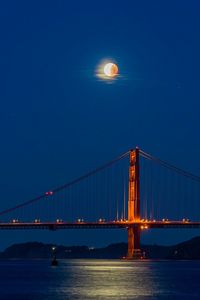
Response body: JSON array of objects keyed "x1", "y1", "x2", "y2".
[
  {"x1": 127, "y1": 226, "x2": 141, "y2": 259},
  {"x1": 127, "y1": 148, "x2": 141, "y2": 259}
]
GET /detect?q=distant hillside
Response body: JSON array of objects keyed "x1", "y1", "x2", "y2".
[
  {"x1": 166, "y1": 236, "x2": 200, "y2": 259},
  {"x1": 0, "y1": 242, "x2": 128, "y2": 259},
  {"x1": 1, "y1": 237, "x2": 200, "y2": 259}
]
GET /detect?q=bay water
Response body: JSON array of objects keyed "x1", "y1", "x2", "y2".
[{"x1": 0, "y1": 259, "x2": 199, "y2": 299}]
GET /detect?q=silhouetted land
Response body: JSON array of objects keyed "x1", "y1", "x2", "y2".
[{"x1": 1, "y1": 237, "x2": 200, "y2": 259}]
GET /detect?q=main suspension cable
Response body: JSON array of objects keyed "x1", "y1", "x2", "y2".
[
  {"x1": 0, "y1": 150, "x2": 130, "y2": 217},
  {"x1": 140, "y1": 149, "x2": 200, "y2": 182}
]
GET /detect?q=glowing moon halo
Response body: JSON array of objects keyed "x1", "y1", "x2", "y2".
[{"x1": 103, "y1": 63, "x2": 118, "y2": 77}]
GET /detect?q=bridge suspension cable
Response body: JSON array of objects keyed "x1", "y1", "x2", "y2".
[
  {"x1": 140, "y1": 149, "x2": 200, "y2": 182},
  {"x1": 139, "y1": 148, "x2": 200, "y2": 221},
  {"x1": 0, "y1": 150, "x2": 130, "y2": 218}
]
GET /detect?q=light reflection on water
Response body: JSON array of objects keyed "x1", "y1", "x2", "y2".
[
  {"x1": 56, "y1": 261, "x2": 156, "y2": 299},
  {"x1": 0, "y1": 259, "x2": 199, "y2": 299}
]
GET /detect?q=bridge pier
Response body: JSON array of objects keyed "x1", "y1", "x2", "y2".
[{"x1": 127, "y1": 226, "x2": 141, "y2": 259}]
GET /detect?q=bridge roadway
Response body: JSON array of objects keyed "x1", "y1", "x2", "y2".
[{"x1": 0, "y1": 221, "x2": 200, "y2": 230}]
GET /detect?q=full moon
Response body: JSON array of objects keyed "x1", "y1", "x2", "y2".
[{"x1": 103, "y1": 63, "x2": 118, "y2": 77}]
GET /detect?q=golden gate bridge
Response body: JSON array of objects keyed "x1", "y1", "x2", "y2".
[{"x1": 0, "y1": 147, "x2": 200, "y2": 259}]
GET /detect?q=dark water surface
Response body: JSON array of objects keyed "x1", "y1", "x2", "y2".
[{"x1": 0, "y1": 259, "x2": 199, "y2": 299}]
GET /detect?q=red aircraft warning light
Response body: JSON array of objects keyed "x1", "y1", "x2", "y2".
[{"x1": 45, "y1": 191, "x2": 53, "y2": 196}]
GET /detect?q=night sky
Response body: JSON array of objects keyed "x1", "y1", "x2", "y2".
[{"x1": 0, "y1": 0, "x2": 200, "y2": 249}]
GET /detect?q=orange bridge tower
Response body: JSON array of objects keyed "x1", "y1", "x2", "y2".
[{"x1": 127, "y1": 147, "x2": 141, "y2": 259}]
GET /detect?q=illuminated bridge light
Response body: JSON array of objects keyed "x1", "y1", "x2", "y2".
[
  {"x1": 98, "y1": 218, "x2": 105, "y2": 223},
  {"x1": 182, "y1": 218, "x2": 189, "y2": 223},
  {"x1": 34, "y1": 219, "x2": 40, "y2": 223},
  {"x1": 56, "y1": 219, "x2": 63, "y2": 223},
  {"x1": 45, "y1": 191, "x2": 53, "y2": 196},
  {"x1": 162, "y1": 218, "x2": 169, "y2": 223},
  {"x1": 141, "y1": 224, "x2": 149, "y2": 230},
  {"x1": 12, "y1": 219, "x2": 19, "y2": 223}
]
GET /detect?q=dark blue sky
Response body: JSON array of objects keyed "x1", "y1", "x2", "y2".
[{"x1": 0, "y1": 0, "x2": 200, "y2": 249}]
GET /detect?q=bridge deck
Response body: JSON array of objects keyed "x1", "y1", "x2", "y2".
[{"x1": 0, "y1": 221, "x2": 200, "y2": 230}]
